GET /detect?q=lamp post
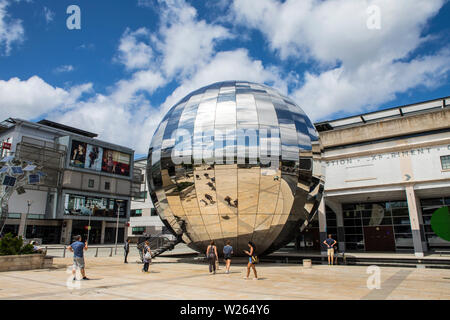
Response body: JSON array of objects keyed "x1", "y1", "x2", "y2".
[
  {"x1": 114, "y1": 200, "x2": 123, "y2": 255},
  {"x1": 22, "y1": 200, "x2": 32, "y2": 239}
]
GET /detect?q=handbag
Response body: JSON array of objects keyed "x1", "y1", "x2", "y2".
[
  {"x1": 251, "y1": 255, "x2": 259, "y2": 264},
  {"x1": 144, "y1": 252, "x2": 151, "y2": 260}
]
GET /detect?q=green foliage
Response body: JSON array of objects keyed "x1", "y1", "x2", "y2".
[{"x1": 0, "y1": 233, "x2": 37, "y2": 256}]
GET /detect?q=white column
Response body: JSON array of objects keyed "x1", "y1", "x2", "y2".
[
  {"x1": 60, "y1": 219, "x2": 72, "y2": 245},
  {"x1": 100, "y1": 220, "x2": 106, "y2": 244},
  {"x1": 18, "y1": 212, "x2": 27, "y2": 238},
  {"x1": 405, "y1": 185, "x2": 428, "y2": 257}
]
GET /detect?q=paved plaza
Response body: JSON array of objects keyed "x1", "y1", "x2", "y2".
[{"x1": 0, "y1": 253, "x2": 449, "y2": 300}]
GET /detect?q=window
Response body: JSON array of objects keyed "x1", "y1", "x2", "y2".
[
  {"x1": 88, "y1": 179, "x2": 95, "y2": 188},
  {"x1": 130, "y1": 209, "x2": 142, "y2": 217},
  {"x1": 151, "y1": 208, "x2": 157, "y2": 216},
  {"x1": 441, "y1": 155, "x2": 450, "y2": 170},
  {"x1": 132, "y1": 227, "x2": 145, "y2": 235},
  {"x1": 105, "y1": 181, "x2": 110, "y2": 190}
]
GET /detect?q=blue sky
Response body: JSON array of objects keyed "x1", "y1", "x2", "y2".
[{"x1": 0, "y1": 0, "x2": 449, "y2": 157}]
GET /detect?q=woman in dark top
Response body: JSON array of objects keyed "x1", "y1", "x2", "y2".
[
  {"x1": 223, "y1": 240, "x2": 233, "y2": 274},
  {"x1": 244, "y1": 241, "x2": 258, "y2": 280},
  {"x1": 206, "y1": 240, "x2": 218, "y2": 274}
]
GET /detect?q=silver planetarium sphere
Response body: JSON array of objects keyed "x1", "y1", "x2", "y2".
[{"x1": 147, "y1": 81, "x2": 324, "y2": 256}]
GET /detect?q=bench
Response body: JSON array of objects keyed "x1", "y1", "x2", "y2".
[{"x1": 435, "y1": 250, "x2": 450, "y2": 257}]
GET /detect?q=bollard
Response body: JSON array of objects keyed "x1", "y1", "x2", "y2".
[
  {"x1": 303, "y1": 259, "x2": 312, "y2": 268},
  {"x1": 110, "y1": 247, "x2": 113, "y2": 257},
  {"x1": 95, "y1": 247, "x2": 99, "y2": 257},
  {"x1": 63, "y1": 247, "x2": 66, "y2": 258}
]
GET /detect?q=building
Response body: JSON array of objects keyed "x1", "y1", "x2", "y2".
[
  {"x1": 0, "y1": 118, "x2": 143, "y2": 244},
  {"x1": 128, "y1": 156, "x2": 171, "y2": 240},
  {"x1": 313, "y1": 96, "x2": 450, "y2": 257}
]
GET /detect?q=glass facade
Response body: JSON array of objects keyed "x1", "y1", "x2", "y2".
[
  {"x1": 421, "y1": 197, "x2": 450, "y2": 249},
  {"x1": 64, "y1": 193, "x2": 127, "y2": 218},
  {"x1": 147, "y1": 81, "x2": 324, "y2": 256},
  {"x1": 342, "y1": 201, "x2": 412, "y2": 251}
]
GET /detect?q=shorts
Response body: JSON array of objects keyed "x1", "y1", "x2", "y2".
[
  {"x1": 327, "y1": 248, "x2": 334, "y2": 257},
  {"x1": 224, "y1": 255, "x2": 231, "y2": 260},
  {"x1": 73, "y1": 257, "x2": 85, "y2": 269}
]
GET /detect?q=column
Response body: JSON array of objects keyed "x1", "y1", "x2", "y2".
[
  {"x1": 318, "y1": 198, "x2": 327, "y2": 256},
  {"x1": 405, "y1": 185, "x2": 428, "y2": 257},
  {"x1": 100, "y1": 220, "x2": 106, "y2": 244},
  {"x1": 18, "y1": 212, "x2": 27, "y2": 238},
  {"x1": 60, "y1": 219, "x2": 72, "y2": 244}
]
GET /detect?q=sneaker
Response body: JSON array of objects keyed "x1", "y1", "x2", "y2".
[
  {"x1": 244, "y1": 277, "x2": 249, "y2": 280},
  {"x1": 253, "y1": 278, "x2": 258, "y2": 281},
  {"x1": 82, "y1": 277, "x2": 90, "y2": 280}
]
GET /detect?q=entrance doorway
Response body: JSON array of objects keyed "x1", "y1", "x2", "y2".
[
  {"x1": 295, "y1": 227, "x2": 321, "y2": 251},
  {"x1": 363, "y1": 226, "x2": 396, "y2": 251}
]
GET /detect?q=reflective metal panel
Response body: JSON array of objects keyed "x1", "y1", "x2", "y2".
[{"x1": 147, "y1": 81, "x2": 324, "y2": 256}]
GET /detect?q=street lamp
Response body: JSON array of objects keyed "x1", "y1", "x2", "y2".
[
  {"x1": 114, "y1": 200, "x2": 124, "y2": 255},
  {"x1": 22, "y1": 200, "x2": 32, "y2": 239}
]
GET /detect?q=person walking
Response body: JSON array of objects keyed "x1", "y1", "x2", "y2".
[
  {"x1": 68, "y1": 235, "x2": 89, "y2": 280},
  {"x1": 244, "y1": 241, "x2": 258, "y2": 280},
  {"x1": 124, "y1": 238, "x2": 130, "y2": 263},
  {"x1": 206, "y1": 240, "x2": 218, "y2": 274},
  {"x1": 223, "y1": 240, "x2": 233, "y2": 274},
  {"x1": 323, "y1": 234, "x2": 337, "y2": 265},
  {"x1": 142, "y1": 240, "x2": 152, "y2": 273}
]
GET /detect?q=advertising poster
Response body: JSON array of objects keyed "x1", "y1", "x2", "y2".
[
  {"x1": 70, "y1": 140, "x2": 87, "y2": 168},
  {"x1": 101, "y1": 149, "x2": 131, "y2": 176},
  {"x1": 85, "y1": 144, "x2": 103, "y2": 171}
]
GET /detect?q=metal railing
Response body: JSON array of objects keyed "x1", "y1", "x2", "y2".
[{"x1": 43, "y1": 245, "x2": 139, "y2": 258}]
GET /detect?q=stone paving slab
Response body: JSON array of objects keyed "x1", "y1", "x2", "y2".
[{"x1": 0, "y1": 256, "x2": 449, "y2": 300}]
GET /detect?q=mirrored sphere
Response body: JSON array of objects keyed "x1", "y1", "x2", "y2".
[{"x1": 147, "y1": 81, "x2": 324, "y2": 256}]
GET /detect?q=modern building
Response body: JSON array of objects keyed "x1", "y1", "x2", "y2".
[
  {"x1": 128, "y1": 156, "x2": 172, "y2": 240},
  {"x1": 0, "y1": 118, "x2": 143, "y2": 244},
  {"x1": 311, "y1": 96, "x2": 450, "y2": 257}
]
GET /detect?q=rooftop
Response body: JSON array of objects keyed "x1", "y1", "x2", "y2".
[
  {"x1": 315, "y1": 96, "x2": 450, "y2": 132},
  {"x1": 37, "y1": 119, "x2": 98, "y2": 138}
]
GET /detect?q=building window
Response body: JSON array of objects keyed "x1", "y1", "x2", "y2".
[
  {"x1": 64, "y1": 194, "x2": 127, "y2": 218},
  {"x1": 132, "y1": 227, "x2": 145, "y2": 235},
  {"x1": 151, "y1": 208, "x2": 157, "y2": 216},
  {"x1": 105, "y1": 181, "x2": 110, "y2": 190},
  {"x1": 88, "y1": 179, "x2": 95, "y2": 188},
  {"x1": 130, "y1": 209, "x2": 142, "y2": 217},
  {"x1": 441, "y1": 155, "x2": 450, "y2": 170}
]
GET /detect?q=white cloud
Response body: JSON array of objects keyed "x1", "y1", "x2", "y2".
[
  {"x1": 116, "y1": 28, "x2": 153, "y2": 71},
  {"x1": 0, "y1": 76, "x2": 92, "y2": 120},
  {"x1": 43, "y1": 6, "x2": 54, "y2": 24},
  {"x1": 231, "y1": 0, "x2": 445, "y2": 65},
  {"x1": 294, "y1": 48, "x2": 450, "y2": 120},
  {"x1": 159, "y1": 49, "x2": 290, "y2": 117},
  {"x1": 0, "y1": 0, "x2": 24, "y2": 55},
  {"x1": 153, "y1": 0, "x2": 233, "y2": 78},
  {"x1": 230, "y1": 0, "x2": 449, "y2": 120},
  {"x1": 53, "y1": 65, "x2": 75, "y2": 73},
  {"x1": 48, "y1": 70, "x2": 167, "y2": 154}
]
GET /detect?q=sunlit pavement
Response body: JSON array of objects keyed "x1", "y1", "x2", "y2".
[{"x1": 0, "y1": 253, "x2": 449, "y2": 300}]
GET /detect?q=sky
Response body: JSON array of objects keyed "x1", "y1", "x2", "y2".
[{"x1": 0, "y1": 0, "x2": 449, "y2": 158}]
